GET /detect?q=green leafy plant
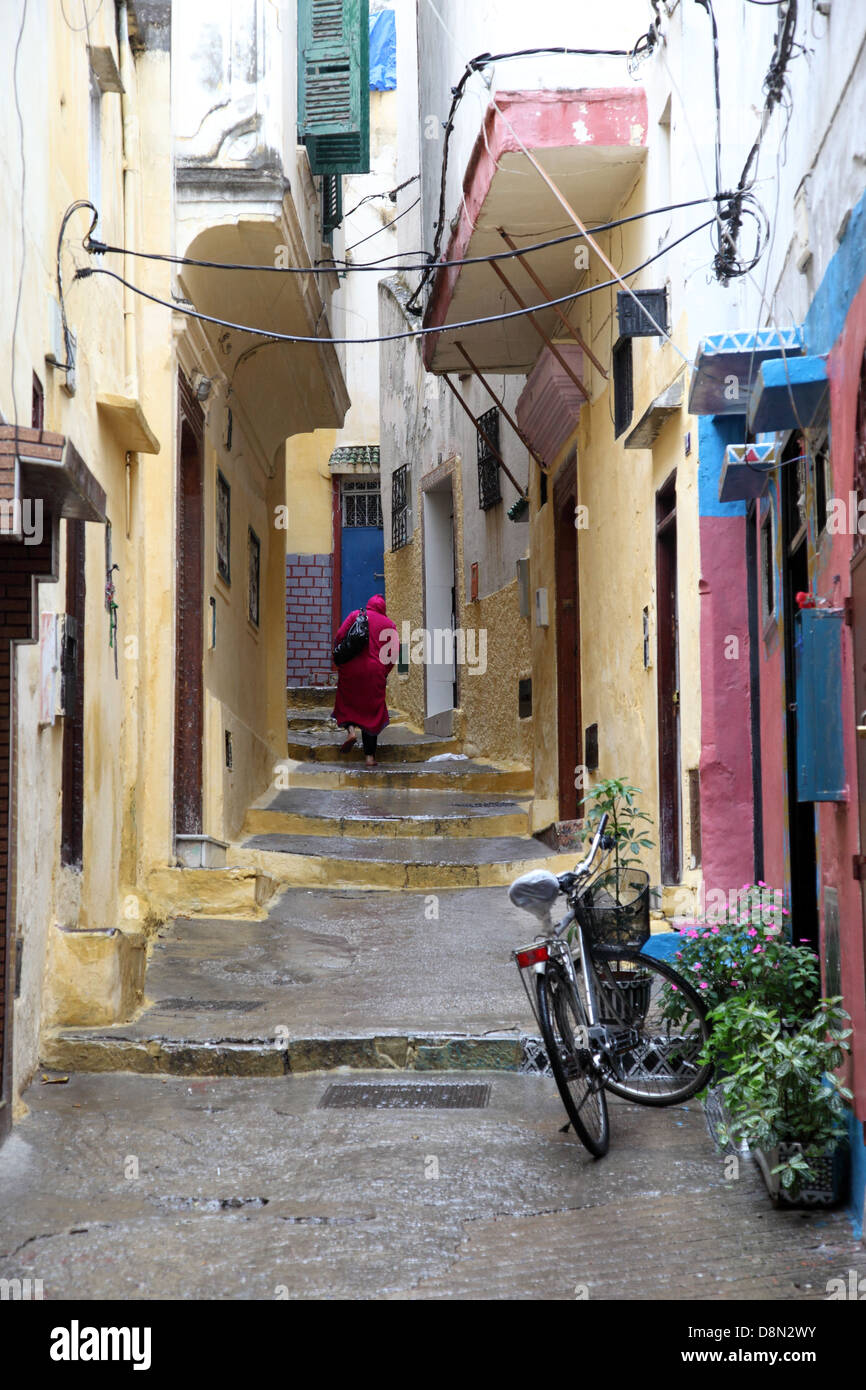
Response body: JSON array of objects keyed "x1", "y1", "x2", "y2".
[
  {"x1": 702, "y1": 995, "x2": 852, "y2": 1192},
  {"x1": 582, "y1": 778, "x2": 654, "y2": 878},
  {"x1": 671, "y1": 891, "x2": 820, "y2": 1019}
]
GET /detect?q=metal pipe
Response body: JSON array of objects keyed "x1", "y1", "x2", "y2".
[
  {"x1": 487, "y1": 260, "x2": 590, "y2": 403},
  {"x1": 454, "y1": 342, "x2": 546, "y2": 471},
  {"x1": 117, "y1": 1, "x2": 139, "y2": 402},
  {"x1": 442, "y1": 374, "x2": 525, "y2": 498},
  {"x1": 497, "y1": 228, "x2": 607, "y2": 379}
]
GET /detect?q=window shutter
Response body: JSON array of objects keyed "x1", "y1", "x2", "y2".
[{"x1": 298, "y1": 0, "x2": 370, "y2": 176}]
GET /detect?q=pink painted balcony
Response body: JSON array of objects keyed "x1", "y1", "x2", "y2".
[{"x1": 422, "y1": 87, "x2": 647, "y2": 376}]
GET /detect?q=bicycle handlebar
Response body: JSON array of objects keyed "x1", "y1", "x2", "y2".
[{"x1": 557, "y1": 812, "x2": 608, "y2": 894}]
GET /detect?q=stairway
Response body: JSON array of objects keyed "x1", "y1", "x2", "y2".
[
  {"x1": 229, "y1": 696, "x2": 564, "y2": 890},
  {"x1": 40, "y1": 693, "x2": 573, "y2": 1076}
]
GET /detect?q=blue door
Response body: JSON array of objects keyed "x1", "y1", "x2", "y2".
[{"x1": 340, "y1": 476, "x2": 384, "y2": 618}]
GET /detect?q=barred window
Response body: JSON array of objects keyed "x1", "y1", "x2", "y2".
[
  {"x1": 392, "y1": 464, "x2": 410, "y2": 550},
  {"x1": 477, "y1": 407, "x2": 502, "y2": 510},
  {"x1": 341, "y1": 477, "x2": 382, "y2": 528}
]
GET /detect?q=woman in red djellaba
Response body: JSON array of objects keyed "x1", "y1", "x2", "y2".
[{"x1": 332, "y1": 594, "x2": 398, "y2": 768}]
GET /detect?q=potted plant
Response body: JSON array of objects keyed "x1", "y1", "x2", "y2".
[
  {"x1": 671, "y1": 888, "x2": 820, "y2": 1019},
  {"x1": 581, "y1": 777, "x2": 655, "y2": 879},
  {"x1": 703, "y1": 995, "x2": 852, "y2": 1207}
]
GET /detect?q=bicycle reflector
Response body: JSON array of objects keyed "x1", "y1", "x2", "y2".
[{"x1": 515, "y1": 945, "x2": 549, "y2": 969}]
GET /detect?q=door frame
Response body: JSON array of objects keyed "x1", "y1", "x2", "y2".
[
  {"x1": 173, "y1": 372, "x2": 205, "y2": 840},
  {"x1": 656, "y1": 470, "x2": 682, "y2": 884},
  {"x1": 554, "y1": 457, "x2": 582, "y2": 821}
]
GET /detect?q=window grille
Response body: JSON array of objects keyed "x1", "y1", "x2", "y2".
[
  {"x1": 613, "y1": 338, "x2": 633, "y2": 439},
  {"x1": 477, "y1": 407, "x2": 502, "y2": 510},
  {"x1": 322, "y1": 174, "x2": 342, "y2": 238},
  {"x1": 341, "y1": 477, "x2": 382, "y2": 528},
  {"x1": 392, "y1": 464, "x2": 409, "y2": 550}
]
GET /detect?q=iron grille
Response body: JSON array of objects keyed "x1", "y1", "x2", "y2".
[
  {"x1": 322, "y1": 174, "x2": 342, "y2": 239},
  {"x1": 319, "y1": 1082, "x2": 491, "y2": 1109},
  {"x1": 613, "y1": 338, "x2": 633, "y2": 439},
  {"x1": 477, "y1": 406, "x2": 502, "y2": 510},
  {"x1": 392, "y1": 463, "x2": 409, "y2": 550},
  {"x1": 341, "y1": 477, "x2": 382, "y2": 528}
]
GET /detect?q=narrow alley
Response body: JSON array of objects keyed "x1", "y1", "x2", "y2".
[
  {"x1": 3, "y1": 694, "x2": 865, "y2": 1305},
  {"x1": 2, "y1": 0, "x2": 866, "y2": 1326}
]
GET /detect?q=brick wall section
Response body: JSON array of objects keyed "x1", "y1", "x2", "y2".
[{"x1": 286, "y1": 553, "x2": 334, "y2": 686}]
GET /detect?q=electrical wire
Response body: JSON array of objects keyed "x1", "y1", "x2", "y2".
[
  {"x1": 404, "y1": 43, "x2": 636, "y2": 312},
  {"x1": 59, "y1": 0, "x2": 104, "y2": 30},
  {"x1": 57, "y1": 202, "x2": 99, "y2": 374},
  {"x1": 340, "y1": 196, "x2": 421, "y2": 254},
  {"x1": 341, "y1": 173, "x2": 420, "y2": 222},
  {"x1": 73, "y1": 217, "x2": 714, "y2": 350},
  {"x1": 83, "y1": 194, "x2": 729, "y2": 278}
]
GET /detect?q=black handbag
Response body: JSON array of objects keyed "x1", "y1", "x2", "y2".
[{"x1": 333, "y1": 607, "x2": 369, "y2": 666}]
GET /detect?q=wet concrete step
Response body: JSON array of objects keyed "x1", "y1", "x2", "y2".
[
  {"x1": 281, "y1": 759, "x2": 533, "y2": 794},
  {"x1": 41, "y1": 1030, "x2": 526, "y2": 1077},
  {"x1": 287, "y1": 725, "x2": 458, "y2": 762},
  {"x1": 242, "y1": 787, "x2": 531, "y2": 839},
  {"x1": 287, "y1": 706, "x2": 404, "y2": 734},
  {"x1": 231, "y1": 833, "x2": 571, "y2": 889}
]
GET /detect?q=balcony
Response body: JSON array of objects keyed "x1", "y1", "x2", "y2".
[{"x1": 422, "y1": 87, "x2": 647, "y2": 376}]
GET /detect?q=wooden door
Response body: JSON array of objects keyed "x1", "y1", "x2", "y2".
[
  {"x1": 174, "y1": 375, "x2": 204, "y2": 837},
  {"x1": 555, "y1": 463, "x2": 582, "y2": 820},
  {"x1": 656, "y1": 474, "x2": 681, "y2": 883}
]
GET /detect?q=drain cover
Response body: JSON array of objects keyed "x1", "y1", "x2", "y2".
[{"x1": 319, "y1": 1082, "x2": 491, "y2": 1110}]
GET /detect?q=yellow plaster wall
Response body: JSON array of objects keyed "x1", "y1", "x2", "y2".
[{"x1": 526, "y1": 184, "x2": 704, "y2": 894}]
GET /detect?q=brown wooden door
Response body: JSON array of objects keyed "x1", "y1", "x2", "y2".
[
  {"x1": 174, "y1": 375, "x2": 204, "y2": 837},
  {"x1": 656, "y1": 475, "x2": 681, "y2": 883},
  {"x1": 555, "y1": 463, "x2": 582, "y2": 820}
]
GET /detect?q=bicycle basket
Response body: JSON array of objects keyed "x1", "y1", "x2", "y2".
[{"x1": 578, "y1": 867, "x2": 650, "y2": 954}]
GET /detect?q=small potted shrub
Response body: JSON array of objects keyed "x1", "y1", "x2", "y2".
[
  {"x1": 703, "y1": 995, "x2": 852, "y2": 1207},
  {"x1": 672, "y1": 887, "x2": 820, "y2": 1021}
]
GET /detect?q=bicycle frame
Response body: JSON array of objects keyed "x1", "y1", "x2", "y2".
[{"x1": 513, "y1": 822, "x2": 611, "y2": 1051}]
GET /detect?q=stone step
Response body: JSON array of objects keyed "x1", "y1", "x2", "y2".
[
  {"x1": 241, "y1": 787, "x2": 531, "y2": 840},
  {"x1": 40, "y1": 1030, "x2": 528, "y2": 1077},
  {"x1": 287, "y1": 725, "x2": 458, "y2": 762},
  {"x1": 279, "y1": 759, "x2": 533, "y2": 794},
  {"x1": 147, "y1": 866, "x2": 276, "y2": 920},
  {"x1": 286, "y1": 685, "x2": 336, "y2": 708},
  {"x1": 230, "y1": 835, "x2": 573, "y2": 890},
  {"x1": 287, "y1": 705, "x2": 405, "y2": 733}
]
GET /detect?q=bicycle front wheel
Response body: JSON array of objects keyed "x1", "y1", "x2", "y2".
[
  {"x1": 537, "y1": 966, "x2": 609, "y2": 1157},
  {"x1": 588, "y1": 951, "x2": 711, "y2": 1106}
]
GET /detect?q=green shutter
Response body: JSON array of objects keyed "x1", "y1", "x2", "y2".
[{"x1": 298, "y1": 0, "x2": 370, "y2": 176}]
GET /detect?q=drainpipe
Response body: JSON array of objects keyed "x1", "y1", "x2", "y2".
[{"x1": 117, "y1": 1, "x2": 139, "y2": 402}]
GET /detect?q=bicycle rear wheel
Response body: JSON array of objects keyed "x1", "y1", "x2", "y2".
[
  {"x1": 537, "y1": 966, "x2": 609, "y2": 1157},
  {"x1": 587, "y1": 951, "x2": 711, "y2": 1105}
]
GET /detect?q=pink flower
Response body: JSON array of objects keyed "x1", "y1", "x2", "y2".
[
  {"x1": 699, "y1": 982, "x2": 709, "y2": 990},
  {"x1": 711, "y1": 926, "x2": 720, "y2": 934},
  {"x1": 671, "y1": 983, "x2": 679, "y2": 992},
  {"x1": 753, "y1": 946, "x2": 764, "y2": 954},
  {"x1": 747, "y1": 928, "x2": 758, "y2": 937}
]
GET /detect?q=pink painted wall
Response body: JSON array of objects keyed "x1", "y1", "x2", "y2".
[
  {"x1": 698, "y1": 515, "x2": 755, "y2": 893},
  {"x1": 820, "y1": 275, "x2": 866, "y2": 1117}
]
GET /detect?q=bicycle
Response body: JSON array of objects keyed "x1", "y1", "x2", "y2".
[{"x1": 510, "y1": 813, "x2": 712, "y2": 1157}]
